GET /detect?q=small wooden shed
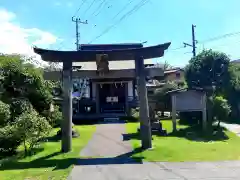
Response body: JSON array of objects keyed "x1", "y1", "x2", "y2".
[{"x1": 168, "y1": 88, "x2": 207, "y2": 132}]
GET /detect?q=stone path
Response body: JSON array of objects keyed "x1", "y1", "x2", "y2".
[
  {"x1": 80, "y1": 122, "x2": 132, "y2": 157},
  {"x1": 220, "y1": 122, "x2": 240, "y2": 136},
  {"x1": 68, "y1": 123, "x2": 240, "y2": 180}
]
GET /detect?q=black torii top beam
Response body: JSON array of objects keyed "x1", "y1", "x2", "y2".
[{"x1": 33, "y1": 43, "x2": 171, "y2": 62}]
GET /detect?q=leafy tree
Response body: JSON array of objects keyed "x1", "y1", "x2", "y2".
[
  {"x1": 0, "y1": 54, "x2": 53, "y2": 118},
  {"x1": 0, "y1": 100, "x2": 11, "y2": 127},
  {"x1": 15, "y1": 109, "x2": 52, "y2": 154},
  {"x1": 163, "y1": 60, "x2": 173, "y2": 70},
  {"x1": 185, "y1": 49, "x2": 230, "y2": 95},
  {"x1": 0, "y1": 125, "x2": 21, "y2": 155},
  {"x1": 10, "y1": 98, "x2": 33, "y2": 121},
  {"x1": 43, "y1": 105, "x2": 62, "y2": 127},
  {"x1": 154, "y1": 81, "x2": 178, "y2": 113},
  {"x1": 224, "y1": 63, "x2": 240, "y2": 120},
  {"x1": 211, "y1": 96, "x2": 231, "y2": 127}
]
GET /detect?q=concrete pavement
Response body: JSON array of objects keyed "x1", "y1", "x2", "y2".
[
  {"x1": 69, "y1": 160, "x2": 240, "y2": 180},
  {"x1": 68, "y1": 123, "x2": 240, "y2": 180},
  {"x1": 220, "y1": 122, "x2": 240, "y2": 137}
]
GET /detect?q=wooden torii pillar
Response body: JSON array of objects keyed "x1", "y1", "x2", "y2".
[
  {"x1": 62, "y1": 61, "x2": 73, "y2": 152},
  {"x1": 135, "y1": 57, "x2": 152, "y2": 149},
  {"x1": 33, "y1": 42, "x2": 171, "y2": 152}
]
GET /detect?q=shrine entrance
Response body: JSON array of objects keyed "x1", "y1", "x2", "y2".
[
  {"x1": 98, "y1": 82, "x2": 126, "y2": 113},
  {"x1": 34, "y1": 42, "x2": 171, "y2": 153}
]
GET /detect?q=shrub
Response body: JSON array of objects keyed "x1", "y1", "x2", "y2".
[
  {"x1": 0, "y1": 125, "x2": 21, "y2": 155},
  {"x1": 154, "y1": 81, "x2": 178, "y2": 112},
  {"x1": 45, "y1": 105, "x2": 62, "y2": 127},
  {"x1": 15, "y1": 109, "x2": 52, "y2": 154},
  {"x1": 211, "y1": 96, "x2": 231, "y2": 126},
  {"x1": 0, "y1": 100, "x2": 11, "y2": 127},
  {"x1": 0, "y1": 54, "x2": 53, "y2": 118},
  {"x1": 10, "y1": 98, "x2": 33, "y2": 120}
]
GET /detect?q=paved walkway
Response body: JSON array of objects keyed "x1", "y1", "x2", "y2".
[
  {"x1": 80, "y1": 122, "x2": 132, "y2": 157},
  {"x1": 220, "y1": 122, "x2": 240, "y2": 136},
  {"x1": 68, "y1": 123, "x2": 240, "y2": 180}
]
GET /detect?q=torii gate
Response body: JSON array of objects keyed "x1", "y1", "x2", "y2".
[{"x1": 34, "y1": 42, "x2": 171, "y2": 152}]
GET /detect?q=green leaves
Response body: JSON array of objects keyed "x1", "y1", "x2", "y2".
[
  {"x1": 212, "y1": 96, "x2": 231, "y2": 121},
  {"x1": 15, "y1": 109, "x2": 52, "y2": 153},
  {"x1": 0, "y1": 101, "x2": 10, "y2": 127},
  {"x1": 0, "y1": 54, "x2": 55, "y2": 156},
  {"x1": 185, "y1": 49, "x2": 230, "y2": 93}
]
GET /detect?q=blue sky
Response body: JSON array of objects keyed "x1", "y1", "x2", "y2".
[{"x1": 1, "y1": 0, "x2": 240, "y2": 67}]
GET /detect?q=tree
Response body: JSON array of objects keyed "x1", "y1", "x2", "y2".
[
  {"x1": 224, "y1": 63, "x2": 240, "y2": 119},
  {"x1": 211, "y1": 96, "x2": 231, "y2": 127},
  {"x1": 154, "y1": 81, "x2": 178, "y2": 114},
  {"x1": 163, "y1": 60, "x2": 173, "y2": 70},
  {"x1": 0, "y1": 100, "x2": 10, "y2": 127},
  {"x1": 185, "y1": 49, "x2": 230, "y2": 95},
  {"x1": 15, "y1": 109, "x2": 52, "y2": 154},
  {"x1": 0, "y1": 54, "x2": 53, "y2": 118},
  {"x1": 0, "y1": 125, "x2": 21, "y2": 155}
]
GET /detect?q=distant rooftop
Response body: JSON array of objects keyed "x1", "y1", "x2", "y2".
[
  {"x1": 73, "y1": 60, "x2": 154, "y2": 70},
  {"x1": 231, "y1": 59, "x2": 240, "y2": 63},
  {"x1": 164, "y1": 68, "x2": 184, "y2": 74}
]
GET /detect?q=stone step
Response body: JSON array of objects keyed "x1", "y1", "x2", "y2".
[{"x1": 103, "y1": 117, "x2": 120, "y2": 123}]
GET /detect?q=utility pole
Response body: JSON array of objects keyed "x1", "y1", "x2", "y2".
[
  {"x1": 72, "y1": 17, "x2": 88, "y2": 50},
  {"x1": 183, "y1": 24, "x2": 197, "y2": 57}
]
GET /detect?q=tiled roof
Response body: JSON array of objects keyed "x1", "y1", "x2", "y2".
[{"x1": 164, "y1": 68, "x2": 184, "y2": 74}]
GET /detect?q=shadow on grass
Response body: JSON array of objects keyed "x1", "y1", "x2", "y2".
[
  {"x1": 0, "y1": 147, "x2": 44, "y2": 161},
  {"x1": 122, "y1": 130, "x2": 166, "y2": 141},
  {"x1": 45, "y1": 134, "x2": 61, "y2": 142},
  {"x1": 168, "y1": 125, "x2": 229, "y2": 142},
  {"x1": 123, "y1": 125, "x2": 229, "y2": 142},
  {"x1": 0, "y1": 148, "x2": 144, "y2": 171}
]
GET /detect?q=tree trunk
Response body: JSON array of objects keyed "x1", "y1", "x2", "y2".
[{"x1": 23, "y1": 139, "x2": 27, "y2": 156}]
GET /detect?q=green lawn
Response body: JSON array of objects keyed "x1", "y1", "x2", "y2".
[
  {"x1": 126, "y1": 120, "x2": 240, "y2": 162},
  {"x1": 0, "y1": 125, "x2": 95, "y2": 180}
]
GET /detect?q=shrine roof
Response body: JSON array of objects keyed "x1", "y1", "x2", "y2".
[{"x1": 33, "y1": 42, "x2": 171, "y2": 62}]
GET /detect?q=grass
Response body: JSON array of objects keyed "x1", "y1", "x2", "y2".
[
  {"x1": 0, "y1": 125, "x2": 95, "y2": 180},
  {"x1": 126, "y1": 120, "x2": 240, "y2": 162}
]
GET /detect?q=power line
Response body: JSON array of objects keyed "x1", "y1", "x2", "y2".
[
  {"x1": 168, "y1": 46, "x2": 185, "y2": 51},
  {"x1": 73, "y1": 0, "x2": 87, "y2": 17},
  {"x1": 88, "y1": 0, "x2": 106, "y2": 18},
  {"x1": 111, "y1": 0, "x2": 136, "y2": 21},
  {"x1": 94, "y1": 0, "x2": 110, "y2": 18},
  {"x1": 88, "y1": 0, "x2": 149, "y2": 43},
  {"x1": 82, "y1": 0, "x2": 98, "y2": 18},
  {"x1": 199, "y1": 31, "x2": 240, "y2": 44}
]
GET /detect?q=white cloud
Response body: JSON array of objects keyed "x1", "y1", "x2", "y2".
[{"x1": 0, "y1": 8, "x2": 59, "y2": 66}]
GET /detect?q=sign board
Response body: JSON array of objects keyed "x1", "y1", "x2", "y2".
[
  {"x1": 106, "y1": 96, "x2": 118, "y2": 103},
  {"x1": 174, "y1": 90, "x2": 204, "y2": 112}
]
